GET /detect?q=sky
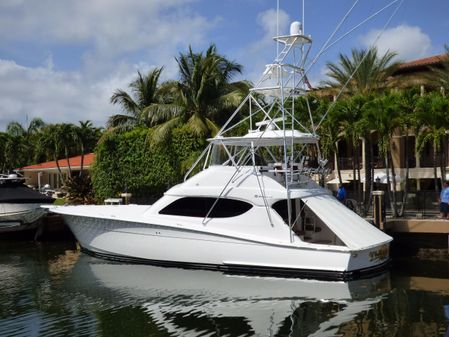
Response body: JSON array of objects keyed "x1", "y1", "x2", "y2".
[{"x1": 0, "y1": 0, "x2": 448, "y2": 131}]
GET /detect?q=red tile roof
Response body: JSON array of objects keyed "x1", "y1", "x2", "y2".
[
  {"x1": 398, "y1": 54, "x2": 448, "y2": 70},
  {"x1": 20, "y1": 153, "x2": 95, "y2": 171}
]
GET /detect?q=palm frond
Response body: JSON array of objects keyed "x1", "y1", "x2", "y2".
[
  {"x1": 6, "y1": 122, "x2": 25, "y2": 137},
  {"x1": 186, "y1": 114, "x2": 209, "y2": 137},
  {"x1": 150, "y1": 117, "x2": 182, "y2": 145},
  {"x1": 107, "y1": 114, "x2": 138, "y2": 129},
  {"x1": 323, "y1": 47, "x2": 400, "y2": 94},
  {"x1": 142, "y1": 103, "x2": 184, "y2": 126},
  {"x1": 110, "y1": 90, "x2": 139, "y2": 115}
]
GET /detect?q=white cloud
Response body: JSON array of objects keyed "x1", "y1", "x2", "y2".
[
  {"x1": 0, "y1": 0, "x2": 218, "y2": 131},
  {"x1": 251, "y1": 9, "x2": 290, "y2": 53},
  {"x1": 0, "y1": 59, "x2": 140, "y2": 130},
  {"x1": 243, "y1": 9, "x2": 290, "y2": 82},
  {"x1": 258, "y1": 8, "x2": 290, "y2": 40},
  {"x1": 0, "y1": 1, "x2": 203, "y2": 46},
  {"x1": 0, "y1": 0, "x2": 213, "y2": 75},
  {"x1": 360, "y1": 24, "x2": 432, "y2": 60}
]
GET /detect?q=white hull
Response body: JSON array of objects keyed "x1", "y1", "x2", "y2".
[
  {"x1": 59, "y1": 201, "x2": 390, "y2": 280},
  {"x1": 0, "y1": 203, "x2": 47, "y2": 233}
]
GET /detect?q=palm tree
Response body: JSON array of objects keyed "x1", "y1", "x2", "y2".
[
  {"x1": 5, "y1": 117, "x2": 46, "y2": 166},
  {"x1": 38, "y1": 125, "x2": 63, "y2": 177},
  {"x1": 363, "y1": 92, "x2": 402, "y2": 217},
  {"x1": 340, "y1": 95, "x2": 368, "y2": 209},
  {"x1": 63, "y1": 121, "x2": 100, "y2": 204},
  {"x1": 323, "y1": 47, "x2": 401, "y2": 214},
  {"x1": 150, "y1": 44, "x2": 249, "y2": 141},
  {"x1": 320, "y1": 105, "x2": 344, "y2": 185},
  {"x1": 415, "y1": 92, "x2": 449, "y2": 194},
  {"x1": 6, "y1": 117, "x2": 45, "y2": 138},
  {"x1": 38, "y1": 123, "x2": 76, "y2": 182},
  {"x1": 1, "y1": 130, "x2": 25, "y2": 171},
  {"x1": 395, "y1": 88, "x2": 420, "y2": 216},
  {"x1": 108, "y1": 67, "x2": 164, "y2": 131},
  {"x1": 323, "y1": 47, "x2": 400, "y2": 95},
  {"x1": 58, "y1": 124, "x2": 78, "y2": 177},
  {"x1": 74, "y1": 120, "x2": 100, "y2": 176}
]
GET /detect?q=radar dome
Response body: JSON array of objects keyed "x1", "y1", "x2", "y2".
[{"x1": 290, "y1": 21, "x2": 302, "y2": 35}]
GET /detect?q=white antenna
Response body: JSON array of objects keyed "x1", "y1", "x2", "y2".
[
  {"x1": 276, "y1": 0, "x2": 279, "y2": 56},
  {"x1": 302, "y1": 0, "x2": 305, "y2": 35}
]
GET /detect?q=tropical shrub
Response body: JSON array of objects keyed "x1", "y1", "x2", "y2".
[
  {"x1": 65, "y1": 175, "x2": 96, "y2": 204},
  {"x1": 91, "y1": 126, "x2": 207, "y2": 202}
]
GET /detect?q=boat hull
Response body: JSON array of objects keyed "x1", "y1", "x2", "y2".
[
  {"x1": 0, "y1": 203, "x2": 47, "y2": 233},
  {"x1": 63, "y1": 214, "x2": 390, "y2": 280}
]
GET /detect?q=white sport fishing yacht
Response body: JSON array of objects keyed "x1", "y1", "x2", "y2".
[{"x1": 49, "y1": 9, "x2": 392, "y2": 280}]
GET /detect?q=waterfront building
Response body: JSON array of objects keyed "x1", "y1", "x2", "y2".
[{"x1": 18, "y1": 153, "x2": 95, "y2": 190}]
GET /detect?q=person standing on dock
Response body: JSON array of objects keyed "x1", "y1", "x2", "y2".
[
  {"x1": 337, "y1": 184, "x2": 347, "y2": 204},
  {"x1": 439, "y1": 181, "x2": 449, "y2": 219}
]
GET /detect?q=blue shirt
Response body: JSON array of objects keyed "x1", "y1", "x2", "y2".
[
  {"x1": 337, "y1": 187, "x2": 346, "y2": 201},
  {"x1": 441, "y1": 187, "x2": 449, "y2": 203}
]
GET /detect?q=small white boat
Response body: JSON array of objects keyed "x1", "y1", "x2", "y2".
[
  {"x1": 49, "y1": 7, "x2": 392, "y2": 280},
  {"x1": 0, "y1": 173, "x2": 54, "y2": 233}
]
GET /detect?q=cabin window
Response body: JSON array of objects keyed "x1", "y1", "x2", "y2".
[
  {"x1": 159, "y1": 197, "x2": 252, "y2": 218},
  {"x1": 272, "y1": 199, "x2": 297, "y2": 223}
]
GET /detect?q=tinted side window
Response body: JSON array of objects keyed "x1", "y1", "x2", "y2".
[
  {"x1": 159, "y1": 197, "x2": 252, "y2": 218},
  {"x1": 272, "y1": 199, "x2": 297, "y2": 223}
]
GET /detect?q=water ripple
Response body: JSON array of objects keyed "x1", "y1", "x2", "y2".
[{"x1": 1, "y1": 241, "x2": 449, "y2": 336}]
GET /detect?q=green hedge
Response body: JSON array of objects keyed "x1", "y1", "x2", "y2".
[
  {"x1": 171, "y1": 124, "x2": 207, "y2": 173},
  {"x1": 91, "y1": 126, "x2": 206, "y2": 202}
]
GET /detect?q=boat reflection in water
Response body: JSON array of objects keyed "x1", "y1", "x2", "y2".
[{"x1": 67, "y1": 255, "x2": 391, "y2": 337}]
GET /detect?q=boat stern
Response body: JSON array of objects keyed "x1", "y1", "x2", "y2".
[{"x1": 346, "y1": 242, "x2": 391, "y2": 278}]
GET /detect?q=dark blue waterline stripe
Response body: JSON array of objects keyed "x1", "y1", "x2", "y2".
[{"x1": 80, "y1": 247, "x2": 390, "y2": 281}]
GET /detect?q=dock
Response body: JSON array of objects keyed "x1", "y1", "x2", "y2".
[
  {"x1": 385, "y1": 218, "x2": 449, "y2": 234},
  {"x1": 383, "y1": 217, "x2": 449, "y2": 256}
]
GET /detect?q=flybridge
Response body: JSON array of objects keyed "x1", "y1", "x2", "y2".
[
  {"x1": 209, "y1": 130, "x2": 318, "y2": 146},
  {"x1": 218, "y1": 20, "x2": 316, "y2": 137},
  {"x1": 185, "y1": 19, "x2": 323, "y2": 189}
]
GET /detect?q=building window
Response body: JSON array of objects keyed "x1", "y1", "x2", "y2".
[{"x1": 159, "y1": 197, "x2": 253, "y2": 218}]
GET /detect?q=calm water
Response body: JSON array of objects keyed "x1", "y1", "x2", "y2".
[{"x1": 1, "y1": 241, "x2": 449, "y2": 337}]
